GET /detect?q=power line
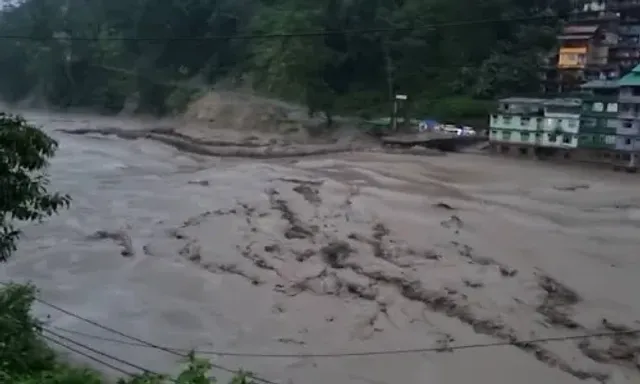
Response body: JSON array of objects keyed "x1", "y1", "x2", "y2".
[
  {"x1": 48, "y1": 320, "x2": 640, "y2": 358},
  {"x1": 0, "y1": 281, "x2": 279, "y2": 384},
  {"x1": 44, "y1": 328, "x2": 159, "y2": 376},
  {"x1": 0, "y1": 14, "x2": 559, "y2": 42},
  {"x1": 42, "y1": 333, "x2": 138, "y2": 377}
]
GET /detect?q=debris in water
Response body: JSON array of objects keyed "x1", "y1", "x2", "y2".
[
  {"x1": 320, "y1": 241, "x2": 354, "y2": 268},
  {"x1": 87, "y1": 229, "x2": 135, "y2": 257}
]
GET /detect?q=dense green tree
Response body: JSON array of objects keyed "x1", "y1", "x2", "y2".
[
  {"x1": 0, "y1": 114, "x2": 70, "y2": 262},
  {"x1": 0, "y1": 0, "x2": 568, "y2": 119}
]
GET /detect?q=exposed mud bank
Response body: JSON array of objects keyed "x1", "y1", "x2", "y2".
[{"x1": 57, "y1": 127, "x2": 446, "y2": 158}]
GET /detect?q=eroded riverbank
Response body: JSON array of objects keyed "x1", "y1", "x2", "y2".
[{"x1": 2, "y1": 111, "x2": 640, "y2": 384}]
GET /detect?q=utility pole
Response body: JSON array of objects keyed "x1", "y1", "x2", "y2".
[{"x1": 392, "y1": 94, "x2": 407, "y2": 132}]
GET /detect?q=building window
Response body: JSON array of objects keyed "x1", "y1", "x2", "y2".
[
  {"x1": 582, "y1": 118, "x2": 597, "y2": 128},
  {"x1": 563, "y1": 135, "x2": 572, "y2": 144},
  {"x1": 567, "y1": 120, "x2": 577, "y2": 128},
  {"x1": 503, "y1": 116, "x2": 512, "y2": 124},
  {"x1": 549, "y1": 133, "x2": 557, "y2": 142},
  {"x1": 605, "y1": 135, "x2": 616, "y2": 145},
  {"x1": 606, "y1": 103, "x2": 618, "y2": 112},
  {"x1": 593, "y1": 102, "x2": 604, "y2": 112},
  {"x1": 623, "y1": 120, "x2": 633, "y2": 129},
  {"x1": 521, "y1": 132, "x2": 530, "y2": 142},
  {"x1": 625, "y1": 138, "x2": 632, "y2": 145},
  {"x1": 521, "y1": 117, "x2": 530, "y2": 126},
  {"x1": 503, "y1": 131, "x2": 512, "y2": 141}
]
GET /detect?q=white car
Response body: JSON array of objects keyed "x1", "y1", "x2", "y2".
[{"x1": 461, "y1": 126, "x2": 477, "y2": 136}]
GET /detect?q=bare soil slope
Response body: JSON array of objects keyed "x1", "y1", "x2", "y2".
[{"x1": 181, "y1": 90, "x2": 370, "y2": 145}]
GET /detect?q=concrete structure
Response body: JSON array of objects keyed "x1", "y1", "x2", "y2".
[
  {"x1": 489, "y1": 98, "x2": 545, "y2": 154},
  {"x1": 616, "y1": 63, "x2": 640, "y2": 165},
  {"x1": 544, "y1": 0, "x2": 640, "y2": 94},
  {"x1": 546, "y1": 24, "x2": 618, "y2": 93},
  {"x1": 579, "y1": 79, "x2": 618, "y2": 152},
  {"x1": 541, "y1": 99, "x2": 582, "y2": 148}
]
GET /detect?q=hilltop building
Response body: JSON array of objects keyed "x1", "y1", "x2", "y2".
[{"x1": 544, "y1": 0, "x2": 640, "y2": 94}]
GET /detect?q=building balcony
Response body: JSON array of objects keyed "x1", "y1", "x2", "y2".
[
  {"x1": 582, "y1": 109, "x2": 619, "y2": 117},
  {"x1": 610, "y1": 0, "x2": 640, "y2": 10},
  {"x1": 578, "y1": 133, "x2": 616, "y2": 148},
  {"x1": 579, "y1": 123, "x2": 616, "y2": 134},
  {"x1": 582, "y1": 93, "x2": 619, "y2": 102},
  {"x1": 617, "y1": 126, "x2": 640, "y2": 135},
  {"x1": 619, "y1": 110, "x2": 640, "y2": 119},
  {"x1": 615, "y1": 136, "x2": 640, "y2": 151},
  {"x1": 619, "y1": 94, "x2": 640, "y2": 103}
]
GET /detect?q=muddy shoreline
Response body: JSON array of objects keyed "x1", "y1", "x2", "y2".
[{"x1": 58, "y1": 126, "x2": 448, "y2": 158}]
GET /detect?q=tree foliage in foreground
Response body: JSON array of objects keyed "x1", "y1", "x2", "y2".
[
  {"x1": 0, "y1": 0, "x2": 570, "y2": 119},
  {"x1": 0, "y1": 283, "x2": 256, "y2": 384},
  {"x1": 0, "y1": 113, "x2": 70, "y2": 262}
]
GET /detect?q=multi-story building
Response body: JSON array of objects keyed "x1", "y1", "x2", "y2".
[
  {"x1": 489, "y1": 98, "x2": 545, "y2": 154},
  {"x1": 578, "y1": 79, "x2": 619, "y2": 159},
  {"x1": 545, "y1": 24, "x2": 619, "y2": 93},
  {"x1": 489, "y1": 98, "x2": 582, "y2": 157},
  {"x1": 543, "y1": 0, "x2": 640, "y2": 95},
  {"x1": 541, "y1": 99, "x2": 582, "y2": 151},
  {"x1": 610, "y1": 25, "x2": 640, "y2": 70},
  {"x1": 616, "y1": 63, "x2": 640, "y2": 165}
]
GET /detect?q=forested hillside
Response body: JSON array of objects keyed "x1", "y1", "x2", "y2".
[{"x1": 0, "y1": 0, "x2": 570, "y2": 118}]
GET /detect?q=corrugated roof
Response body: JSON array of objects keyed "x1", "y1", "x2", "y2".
[
  {"x1": 563, "y1": 25, "x2": 599, "y2": 35},
  {"x1": 558, "y1": 34, "x2": 593, "y2": 40},
  {"x1": 498, "y1": 97, "x2": 546, "y2": 104},
  {"x1": 544, "y1": 98, "x2": 583, "y2": 107},
  {"x1": 581, "y1": 79, "x2": 620, "y2": 89},
  {"x1": 618, "y1": 64, "x2": 640, "y2": 86}
]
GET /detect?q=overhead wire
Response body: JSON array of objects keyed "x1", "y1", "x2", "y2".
[
  {"x1": 0, "y1": 14, "x2": 560, "y2": 42},
  {"x1": 0, "y1": 281, "x2": 279, "y2": 384},
  {"x1": 48, "y1": 323, "x2": 640, "y2": 358},
  {"x1": 42, "y1": 333, "x2": 138, "y2": 377},
  {"x1": 0, "y1": 12, "x2": 569, "y2": 106},
  {"x1": 4, "y1": 282, "x2": 640, "y2": 364},
  {"x1": 43, "y1": 328, "x2": 159, "y2": 376}
]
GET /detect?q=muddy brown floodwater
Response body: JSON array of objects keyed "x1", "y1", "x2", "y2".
[{"x1": 2, "y1": 110, "x2": 640, "y2": 384}]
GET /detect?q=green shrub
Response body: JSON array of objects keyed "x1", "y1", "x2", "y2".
[{"x1": 0, "y1": 283, "x2": 255, "y2": 384}]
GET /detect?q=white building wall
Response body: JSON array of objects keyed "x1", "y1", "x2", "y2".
[{"x1": 541, "y1": 112, "x2": 580, "y2": 148}]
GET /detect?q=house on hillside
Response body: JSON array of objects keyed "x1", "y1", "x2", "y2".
[{"x1": 558, "y1": 25, "x2": 618, "y2": 88}]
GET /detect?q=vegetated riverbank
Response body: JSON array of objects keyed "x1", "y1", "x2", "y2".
[{"x1": 0, "y1": 283, "x2": 254, "y2": 384}]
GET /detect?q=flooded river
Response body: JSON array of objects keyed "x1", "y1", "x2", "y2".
[{"x1": 2, "y1": 110, "x2": 640, "y2": 384}]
